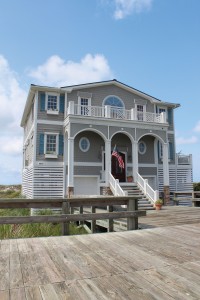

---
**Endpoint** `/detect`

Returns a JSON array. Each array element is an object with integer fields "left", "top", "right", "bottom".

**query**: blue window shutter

[
  {"left": 168, "top": 108, "right": 173, "bottom": 124},
  {"left": 39, "top": 134, "right": 44, "bottom": 154},
  {"left": 156, "top": 106, "right": 158, "bottom": 113},
  {"left": 59, "top": 134, "right": 64, "bottom": 155},
  {"left": 40, "top": 93, "right": 45, "bottom": 111},
  {"left": 59, "top": 95, "right": 65, "bottom": 113},
  {"left": 169, "top": 142, "right": 173, "bottom": 160}
]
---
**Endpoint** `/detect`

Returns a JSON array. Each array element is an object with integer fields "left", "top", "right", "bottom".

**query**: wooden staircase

[{"left": 120, "top": 184, "right": 155, "bottom": 210}]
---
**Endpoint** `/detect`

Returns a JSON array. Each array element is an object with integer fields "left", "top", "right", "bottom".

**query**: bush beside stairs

[{"left": 121, "top": 184, "right": 155, "bottom": 210}]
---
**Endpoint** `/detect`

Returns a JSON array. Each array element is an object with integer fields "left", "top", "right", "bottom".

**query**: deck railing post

[
  {"left": 79, "top": 205, "right": 83, "bottom": 226},
  {"left": 91, "top": 206, "right": 96, "bottom": 233},
  {"left": 127, "top": 198, "right": 138, "bottom": 230},
  {"left": 107, "top": 205, "right": 113, "bottom": 232},
  {"left": 62, "top": 200, "right": 70, "bottom": 235}
]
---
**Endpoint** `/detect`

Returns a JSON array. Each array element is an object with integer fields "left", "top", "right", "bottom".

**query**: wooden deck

[{"left": 1, "top": 206, "right": 200, "bottom": 299}]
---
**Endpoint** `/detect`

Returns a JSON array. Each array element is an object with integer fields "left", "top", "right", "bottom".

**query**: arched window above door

[{"left": 103, "top": 96, "right": 124, "bottom": 108}]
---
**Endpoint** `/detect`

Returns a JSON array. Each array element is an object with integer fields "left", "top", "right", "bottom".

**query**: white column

[
  {"left": 68, "top": 101, "right": 74, "bottom": 115},
  {"left": 33, "top": 92, "right": 38, "bottom": 165},
  {"left": 132, "top": 141, "right": 138, "bottom": 182},
  {"left": 163, "top": 143, "right": 169, "bottom": 186},
  {"left": 105, "top": 140, "right": 111, "bottom": 185},
  {"left": 67, "top": 137, "right": 74, "bottom": 187},
  {"left": 64, "top": 92, "right": 68, "bottom": 118},
  {"left": 131, "top": 108, "right": 135, "bottom": 120},
  {"left": 105, "top": 105, "right": 111, "bottom": 118},
  {"left": 63, "top": 131, "right": 68, "bottom": 197}
]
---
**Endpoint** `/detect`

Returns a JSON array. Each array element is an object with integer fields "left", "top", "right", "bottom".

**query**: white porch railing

[
  {"left": 67, "top": 102, "right": 167, "bottom": 124},
  {"left": 177, "top": 154, "right": 192, "bottom": 165},
  {"left": 136, "top": 172, "right": 159, "bottom": 204},
  {"left": 109, "top": 172, "right": 127, "bottom": 196}
]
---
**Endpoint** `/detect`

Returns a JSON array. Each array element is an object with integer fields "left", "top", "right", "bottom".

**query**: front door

[{"left": 111, "top": 152, "right": 126, "bottom": 182}]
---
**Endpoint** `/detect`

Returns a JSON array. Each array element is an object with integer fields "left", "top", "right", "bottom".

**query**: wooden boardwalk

[{"left": 1, "top": 206, "right": 200, "bottom": 299}]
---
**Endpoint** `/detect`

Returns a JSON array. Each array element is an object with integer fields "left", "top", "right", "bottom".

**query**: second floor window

[
  {"left": 81, "top": 98, "right": 89, "bottom": 115},
  {"left": 137, "top": 105, "right": 145, "bottom": 121}
]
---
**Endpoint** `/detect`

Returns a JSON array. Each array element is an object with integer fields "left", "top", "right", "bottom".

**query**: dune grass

[{"left": 0, "top": 188, "right": 87, "bottom": 239}]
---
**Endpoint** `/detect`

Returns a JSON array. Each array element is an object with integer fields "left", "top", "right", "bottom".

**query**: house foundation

[{"left": 67, "top": 187, "right": 74, "bottom": 198}]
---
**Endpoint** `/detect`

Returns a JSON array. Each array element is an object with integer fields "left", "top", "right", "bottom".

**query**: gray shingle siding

[{"left": 74, "top": 166, "right": 101, "bottom": 176}]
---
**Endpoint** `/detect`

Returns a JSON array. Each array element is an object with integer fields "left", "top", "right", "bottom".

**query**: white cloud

[
  {"left": 176, "top": 136, "right": 198, "bottom": 145},
  {"left": 193, "top": 120, "right": 200, "bottom": 132},
  {"left": 28, "top": 54, "right": 114, "bottom": 87},
  {"left": 0, "top": 136, "right": 23, "bottom": 155},
  {"left": 0, "top": 55, "right": 27, "bottom": 133},
  {"left": 0, "top": 55, "right": 27, "bottom": 184},
  {"left": 113, "top": 0, "right": 153, "bottom": 20}
]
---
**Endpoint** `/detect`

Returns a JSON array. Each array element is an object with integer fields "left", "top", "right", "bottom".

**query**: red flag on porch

[{"left": 112, "top": 145, "right": 125, "bottom": 169}]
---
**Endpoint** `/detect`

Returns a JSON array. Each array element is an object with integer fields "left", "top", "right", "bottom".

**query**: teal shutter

[
  {"left": 40, "top": 93, "right": 45, "bottom": 111},
  {"left": 59, "top": 134, "right": 64, "bottom": 155},
  {"left": 168, "top": 108, "right": 173, "bottom": 124},
  {"left": 39, "top": 134, "right": 44, "bottom": 154},
  {"left": 169, "top": 142, "right": 173, "bottom": 160},
  {"left": 59, "top": 95, "right": 65, "bottom": 113}
]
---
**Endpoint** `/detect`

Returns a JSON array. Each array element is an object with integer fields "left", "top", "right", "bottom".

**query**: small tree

[{"left": 193, "top": 182, "right": 200, "bottom": 191}]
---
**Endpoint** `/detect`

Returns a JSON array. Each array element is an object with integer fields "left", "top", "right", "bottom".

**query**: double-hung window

[
  {"left": 46, "top": 93, "right": 59, "bottom": 114},
  {"left": 45, "top": 133, "right": 59, "bottom": 158}
]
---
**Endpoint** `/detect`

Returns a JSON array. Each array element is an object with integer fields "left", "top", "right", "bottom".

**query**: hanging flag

[{"left": 112, "top": 145, "right": 125, "bottom": 169}]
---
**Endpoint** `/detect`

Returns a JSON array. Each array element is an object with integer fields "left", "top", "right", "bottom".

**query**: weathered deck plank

[{"left": 1, "top": 206, "right": 200, "bottom": 299}]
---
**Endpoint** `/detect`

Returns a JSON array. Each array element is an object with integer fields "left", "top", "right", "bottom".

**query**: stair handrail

[
  {"left": 136, "top": 172, "right": 159, "bottom": 204},
  {"left": 109, "top": 172, "right": 127, "bottom": 196}
]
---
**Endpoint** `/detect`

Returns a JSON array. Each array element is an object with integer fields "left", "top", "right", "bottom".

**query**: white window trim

[
  {"left": 44, "top": 132, "right": 59, "bottom": 158},
  {"left": 157, "top": 106, "right": 166, "bottom": 113},
  {"left": 78, "top": 96, "right": 91, "bottom": 116},
  {"left": 103, "top": 95, "right": 124, "bottom": 108},
  {"left": 79, "top": 137, "right": 90, "bottom": 152},
  {"left": 46, "top": 92, "right": 59, "bottom": 115},
  {"left": 136, "top": 104, "right": 146, "bottom": 121}
]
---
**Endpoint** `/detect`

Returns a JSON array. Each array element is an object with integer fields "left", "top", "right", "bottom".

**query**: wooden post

[
  {"left": 91, "top": 206, "right": 96, "bottom": 233},
  {"left": 107, "top": 205, "right": 113, "bottom": 232},
  {"left": 62, "top": 200, "right": 70, "bottom": 235},
  {"left": 79, "top": 205, "right": 83, "bottom": 225},
  {"left": 127, "top": 198, "right": 138, "bottom": 230}
]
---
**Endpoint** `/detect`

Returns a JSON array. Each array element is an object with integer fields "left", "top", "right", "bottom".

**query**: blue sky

[{"left": 0, "top": 0, "right": 200, "bottom": 184}]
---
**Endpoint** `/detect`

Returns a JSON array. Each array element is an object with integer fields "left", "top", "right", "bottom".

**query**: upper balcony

[{"left": 66, "top": 101, "right": 167, "bottom": 124}]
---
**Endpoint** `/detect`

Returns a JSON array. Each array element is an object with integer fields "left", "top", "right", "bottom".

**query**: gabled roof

[
  {"left": 20, "top": 79, "right": 180, "bottom": 127},
  {"left": 61, "top": 79, "right": 180, "bottom": 108}
]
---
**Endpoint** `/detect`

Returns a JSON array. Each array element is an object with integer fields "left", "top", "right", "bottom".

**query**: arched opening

[{"left": 111, "top": 132, "right": 132, "bottom": 182}]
